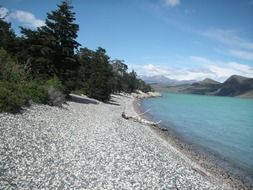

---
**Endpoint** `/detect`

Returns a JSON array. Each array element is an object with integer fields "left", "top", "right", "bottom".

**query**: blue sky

[{"left": 1, "top": 0, "right": 253, "bottom": 81}]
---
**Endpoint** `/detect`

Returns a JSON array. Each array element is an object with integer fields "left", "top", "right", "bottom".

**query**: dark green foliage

[
  {"left": 77, "top": 50, "right": 153, "bottom": 101},
  {"left": 110, "top": 59, "right": 152, "bottom": 93},
  {"left": 0, "top": 48, "right": 26, "bottom": 82},
  {"left": 0, "top": 77, "right": 65, "bottom": 113},
  {"left": 0, "top": 48, "right": 28, "bottom": 113},
  {"left": 18, "top": 28, "right": 56, "bottom": 79},
  {"left": 111, "top": 59, "right": 128, "bottom": 93},
  {"left": 78, "top": 47, "right": 113, "bottom": 102},
  {"left": 44, "top": 76, "right": 65, "bottom": 92},
  {"left": 0, "top": 80, "right": 48, "bottom": 113},
  {"left": 19, "top": 0, "right": 80, "bottom": 91},
  {"left": 0, "top": 48, "right": 66, "bottom": 112},
  {"left": 39, "top": 0, "right": 80, "bottom": 89},
  {"left": 0, "top": 81, "right": 28, "bottom": 113},
  {"left": 137, "top": 79, "right": 153, "bottom": 93},
  {"left": 125, "top": 70, "right": 138, "bottom": 93},
  {"left": 0, "top": 13, "right": 19, "bottom": 56},
  {"left": 22, "top": 82, "right": 48, "bottom": 104}
]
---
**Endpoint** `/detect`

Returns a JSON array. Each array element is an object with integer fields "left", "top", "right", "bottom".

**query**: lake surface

[{"left": 141, "top": 93, "right": 253, "bottom": 178}]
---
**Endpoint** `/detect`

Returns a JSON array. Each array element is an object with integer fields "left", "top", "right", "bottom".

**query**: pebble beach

[{"left": 0, "top": 94, "right": 232, "bottom": 189}]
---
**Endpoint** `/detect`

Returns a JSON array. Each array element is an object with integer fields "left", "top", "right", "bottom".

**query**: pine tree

[
  {"left": 18, "top": 27, "right": 55, "bottom": 79},
  {"left": 40, "top": 0, "right": 80, "bottom": 79},
  {"left": 78, "top": 47, "right": 113, "bottom": 102},
  {"left": 20, "top": 1, "right": 80, "bottom": 90},
  {"left": 111, "top": 59, "right": 128, "bottom": 93},
  {"left": 126, "top": 70, "right": 138, "bottom": 92},
  {"left": 0, "top": 13, "right": 18, "bottom": 56}
]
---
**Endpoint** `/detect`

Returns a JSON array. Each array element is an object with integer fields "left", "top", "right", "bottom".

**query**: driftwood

[
  {"left": 191, "top": 167, "right": 208, "bottom": 177},
  {"left": 121, "top": 111, "right": 163, "bottom": 128}
]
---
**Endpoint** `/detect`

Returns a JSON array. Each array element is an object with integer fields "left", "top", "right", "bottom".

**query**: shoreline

[{"left": 133, "top": 97, "right": 253, "bottom": 190}]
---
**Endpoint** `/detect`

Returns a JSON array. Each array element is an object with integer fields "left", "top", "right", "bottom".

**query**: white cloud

[
  {"left": 228, "top": 49, "right": 253, "bottom": 61},
  {"left": 190, "top": 56, "right": 253, "bottom": 81},
  {"left": 229, "top": 62, "right": 253, "bottom": 74},
  {"left": 164, "top": 0, "right": 181, "bottom": 7},
  {"left": 0, "top": 7, "right": 9, "bottom": 18},
  {"left": 130, "top": 56, "right": 253, "bottom": 82},
  {"left": 2, "top": 7, "right": 44, "bottom": 28},
  {"left": 202, "top": 28, "right": 253, "bottom": 50},
  {"left": 143, "top": 64, "right": 174, "bottom": 76},
  {"left": 132, "top": 63, "right": 216, "bottom": 81},
  {"left": 8, "top": 10, "right": 45, "bottom": 28},
  {"left": 201, "top": 28, "right": 253, "bottom": 62}
]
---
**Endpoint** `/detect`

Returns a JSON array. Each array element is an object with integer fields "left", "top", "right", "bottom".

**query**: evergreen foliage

[
  {"left": 111, "top": 59, "right": 152, "bottom": 93},
  {"left": 111, "top": 59, "right": 128, "bottom": 93},
  {"left": 39, "top": 1, "right": 80, "bottom": 87},
  {"left": 77, "top": 47, "right": 113, "bottom": 102},
  {"left": 19, "top": 0, "right": 80, "bottom": 89},
  {"left": 0, "top": 15, "right": 19, "bottom": 56},
  {"left": 0, "top": 48, "right": 64, "bottom": 113}
]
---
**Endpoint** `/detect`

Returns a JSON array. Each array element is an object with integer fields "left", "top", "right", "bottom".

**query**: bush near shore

[{"left": 0, "top": 1, "right": 152, "bottom": 113}]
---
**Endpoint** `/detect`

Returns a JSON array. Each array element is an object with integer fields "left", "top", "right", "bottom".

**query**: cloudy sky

[{"left": 1, "top": 0, "right": 253, "bottom": 82}]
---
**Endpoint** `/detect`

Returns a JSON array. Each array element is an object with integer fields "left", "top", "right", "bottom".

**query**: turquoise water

[{"left": 141, "top": 93, "right": 253, "bottom": 177}]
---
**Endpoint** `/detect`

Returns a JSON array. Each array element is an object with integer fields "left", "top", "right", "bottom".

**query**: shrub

[
  {"left": 43, "top": 76, "right": 65, "bottom": 92},
  {"left": 0, "top": 48, "right": 26, "bottom": 83},
  {"left": 43, "top": 76, "right": 65, "bottom": 106},
  {"left": 22, "top": 82, "right": 48, "bottom": 104},
  {"left": 0, "top": 81, "right": 27, "bottom": 113},
  {"left": 47, "top": 86, "right": 65, "bottom": 106},
  {"left": 0, "top": 76, "right": 66, "bottom": 113}
]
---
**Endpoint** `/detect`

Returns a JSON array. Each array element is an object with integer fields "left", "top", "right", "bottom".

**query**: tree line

[{"left": 0, "top": 1, "right": 152, "bottom": 112}]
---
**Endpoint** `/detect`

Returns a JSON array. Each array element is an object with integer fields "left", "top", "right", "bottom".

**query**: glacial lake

[{"left": 141, "top": 93, "right": 253, "bottom": 179}]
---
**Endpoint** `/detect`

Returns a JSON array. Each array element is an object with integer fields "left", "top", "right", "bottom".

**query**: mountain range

[{"left": 143, "top": 75, "right": 253, "bottom": 98}]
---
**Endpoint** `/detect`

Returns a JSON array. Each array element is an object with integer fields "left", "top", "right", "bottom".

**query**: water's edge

[{"left": 133, "top": 97, "right": 253, "bottom": 190}]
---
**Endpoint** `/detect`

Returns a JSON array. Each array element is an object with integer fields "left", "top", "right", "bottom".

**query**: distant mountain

[
  {"left": 215, "top": 75, "right": 253, "bottom": 97},
  {"left": 140, "top": 75, "right": 196, "bottom": 85},
  {"left": 163, "top": 75, "right": 253, "bottom": 98},
  {"left": 193, "top": 78, "right": 220, "bottom": 85}
]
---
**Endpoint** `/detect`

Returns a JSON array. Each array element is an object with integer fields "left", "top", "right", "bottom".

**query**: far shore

[{"left": 134, "top": 95, "right": 253, "bottom": 190}]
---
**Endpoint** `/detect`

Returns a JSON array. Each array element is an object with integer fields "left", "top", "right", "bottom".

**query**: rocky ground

[{"left": 0, "top": 94, "right": 231, "bottom": 189}]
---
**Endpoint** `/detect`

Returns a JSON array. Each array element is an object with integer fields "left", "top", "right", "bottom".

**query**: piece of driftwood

[
  {"left": 191, "top": 167, "right": 208, "bottom": 177},
  {"left": 121, "top": 111, "right": 162, "bottom": 127}
]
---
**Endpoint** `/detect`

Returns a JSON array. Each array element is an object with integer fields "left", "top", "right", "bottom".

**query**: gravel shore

[{"left": 0, "top": 94, "right": 231, "bottom": 189}]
